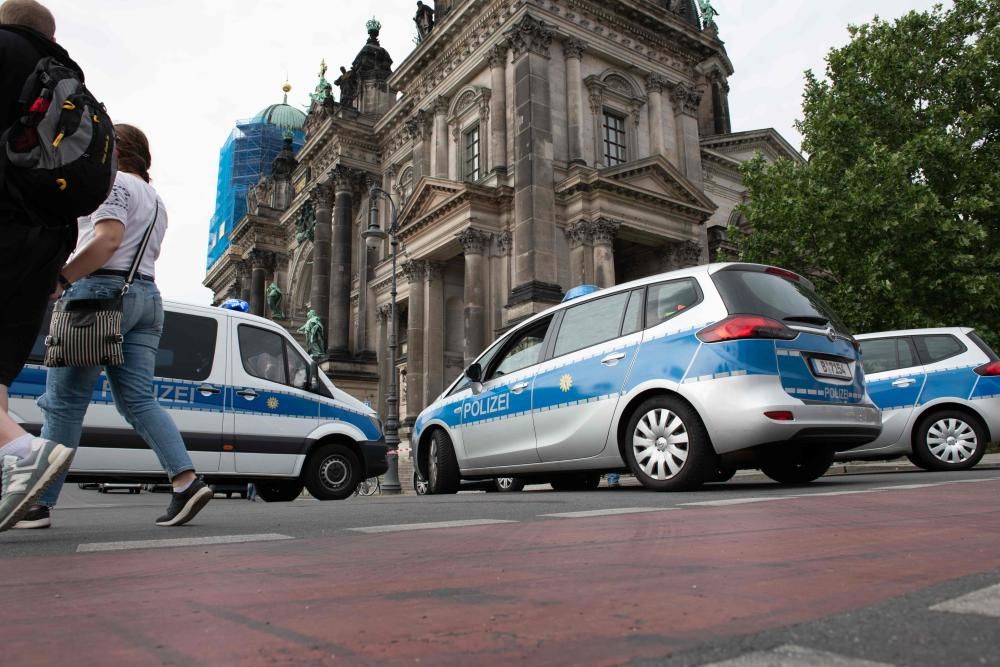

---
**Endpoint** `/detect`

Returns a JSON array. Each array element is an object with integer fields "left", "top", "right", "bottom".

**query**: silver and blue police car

[
  {"left": 838, "top": 327, "right": 999, "bottom": 470},
  {"left": 412, "top": 263, "right": 882, "bottom": 493}
]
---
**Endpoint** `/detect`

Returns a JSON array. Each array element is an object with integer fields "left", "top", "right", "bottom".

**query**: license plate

[{"left": 811, "top": 358, "right": 852, "bottom": 379}]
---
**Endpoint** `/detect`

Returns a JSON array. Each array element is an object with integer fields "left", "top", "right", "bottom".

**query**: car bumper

[{"left": 360, "top": 437, "right": 389, "bottom": 478}]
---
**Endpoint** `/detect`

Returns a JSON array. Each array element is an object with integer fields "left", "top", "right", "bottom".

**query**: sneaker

[
  {"left": 156, "top": 479, "right": 212, "bottom": 527},
  {"left": 14, "top": 504, "right": 51, "bottom": 529},
  {"left": 0, "top": 439, "right": 74, "bottom": 533}
]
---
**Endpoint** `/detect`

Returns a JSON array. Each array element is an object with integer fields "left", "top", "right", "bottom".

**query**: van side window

[
  {"left": 155, "top": 312, "right": 217, "bottom": 381},
  {"left": 238, "top": 325, "right": 312, "bottom": 391},
  {"left": 645, "top": 279, "right": 700, "bottom": 328},
  {"left": 553, "top": 292, "right": 631, "bottom": 358}
]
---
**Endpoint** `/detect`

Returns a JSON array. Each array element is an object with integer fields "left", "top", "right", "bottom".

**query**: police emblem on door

[
  {"left": 560, "top": 374, "right": 573, "bottom": 392},
  {"left": 266, "top": 397, "right": 279, "bottom": 410}
]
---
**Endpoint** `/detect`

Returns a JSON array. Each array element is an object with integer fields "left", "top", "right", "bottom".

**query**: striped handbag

[{"left": 43, "top": 202, "right": 158, "bottom": 368}]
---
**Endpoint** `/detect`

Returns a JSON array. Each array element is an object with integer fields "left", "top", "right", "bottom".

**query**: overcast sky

[{"left": 41, "top": 0, "right": 943, "bottom": 304}]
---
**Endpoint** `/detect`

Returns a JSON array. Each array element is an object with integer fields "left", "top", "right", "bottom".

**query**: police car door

[
  {"left": 460, "top": 316, "right": 553, "bottom": 469},
  {"left": 533, "top": 290, "right": 641, "bottom": 462},
  {"left": 858, "top": 336, "right": 925, "bottom": 451},
  {"left": 231, "top": 323, "right": 318, "bottom": 474}
]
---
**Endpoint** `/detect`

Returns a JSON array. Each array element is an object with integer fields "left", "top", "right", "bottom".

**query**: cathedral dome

[{"left": 253, "top": 102, "right": 306, "bottom": 131}]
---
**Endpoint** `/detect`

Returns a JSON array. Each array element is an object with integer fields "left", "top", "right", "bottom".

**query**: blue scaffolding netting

[{"left": 206, "top": 118, "right": 304, "bottom": 270}]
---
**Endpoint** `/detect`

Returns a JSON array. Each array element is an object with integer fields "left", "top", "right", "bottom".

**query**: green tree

[{"left": 737, "top": 0, "right": 999, "bottom": 347}]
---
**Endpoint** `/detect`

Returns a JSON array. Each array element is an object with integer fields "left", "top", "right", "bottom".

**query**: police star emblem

[
  {"left": 266, "top": 397, "right": 279, "bottom": 410},
  {"left": 559, "top": 374, "right": 573, "bottom": 392}
]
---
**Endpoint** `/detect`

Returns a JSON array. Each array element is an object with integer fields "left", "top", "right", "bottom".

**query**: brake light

[
  {"left": 697, "top": 315, "right": 798, "bottom": 342},
  {"left": 764, "top": 411, "right": 794, "bottom": 421},
  {"left": 975, "top": 361, "right": 1000, "bottom": 376},
  {"left": 765, "top": 267, "right": 801, "bottom": 282}
]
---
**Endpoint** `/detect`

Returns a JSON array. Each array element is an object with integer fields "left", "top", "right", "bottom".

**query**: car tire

[
  {"left": 549, "top": 473, "right": 601, "bottom": 491},
  {"left": 413, "top": 471, "right": 429, "bottom": 496},
  {"left": 427, "top": 429, "right": 460, "bottom": 495},
  {"left": 304, "top": 443, "right": 362, "bottom": 500},
  {"left": 761, "top": 447, "right": 834, "bottom": 484},
  {"left": 911, "top": 410, "right": 987, "bottom": 471},
  {"left": 254, "top": 480, "right": 304, "bottom": 502},
  {"left": 494, "top": 477, "right": 526, "bottom": 493},
  {"left": 623, "top": 395, "right": 711, "bottom": 491}
]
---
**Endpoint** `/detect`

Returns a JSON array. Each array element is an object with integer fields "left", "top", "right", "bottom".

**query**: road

[{"left": 3, "top": 466, "right": 1000, "bottom": 666}]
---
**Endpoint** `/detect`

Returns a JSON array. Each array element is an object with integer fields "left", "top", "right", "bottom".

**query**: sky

[{"left": 41, "top": 0, "right": 943, "bottom": 305}]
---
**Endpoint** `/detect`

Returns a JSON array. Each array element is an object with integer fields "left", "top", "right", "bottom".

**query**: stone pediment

[{"left": 397, "top": 176, "right": 510, "bottom": 239}]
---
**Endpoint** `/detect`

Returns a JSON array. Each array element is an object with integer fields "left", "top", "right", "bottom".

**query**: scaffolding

[{"left": 206, "top": 118, "right": 304, "bottom": 270}]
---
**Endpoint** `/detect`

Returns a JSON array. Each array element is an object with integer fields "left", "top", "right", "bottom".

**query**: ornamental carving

[
  {"left": 504, "top": 14, "right": 552, "bottom": 59},
  {"left": 457, "top": 228, "right": 492, "bottom": 255},
  {"left": 564, "top": 220, "right": 594, "bottom": 249},
  {"left": 670, "top": 82, "right": 702, "bottom": 116},
  {"left": 332, "top": 165, "right": 359, "bottom": 192},
  {"left": 400, "top": 259, "right": 426, "bottom": 283},
  {"left": 496, "top": 231, "right": 513, "bottom": 256},
  {"left": 562, "top": 36, "right": 586, "bottom": 60},
  {"left": 667, "top": 240, "right": 703, "bottom": 268},
  {"left": 295, "top": 199, "right": 316, "bottom": 244},
  {"left": 478, "top": 89, "right": 491, "bottom": 121},
  {"left": 376, "top": 303, "right": 393, "bottom": 324},
  {"left": 433, "top": 95, "right": 451, "bottom": 115},
  {"left": 404, "top": 110, "right": 432, "bottom": 142},
  {"left": 485, "top": 42, "right": 508, "bottom": 69},
  {"left": 591, "top": 219, "right": 621, "bottom": 246},
  {"left": 310, "top": 180, "right": 335, "bottom": 208},
  {"left": 249, "top": 249, "right": 276, "bottom": 270},
  {"left": 646, "top": 74, "right": 667, "bottom": 94}
]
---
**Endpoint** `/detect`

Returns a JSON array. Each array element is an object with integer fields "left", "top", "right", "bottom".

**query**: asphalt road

[{"left": 3, "top": 466, "right": 1000, "bottom": 666}]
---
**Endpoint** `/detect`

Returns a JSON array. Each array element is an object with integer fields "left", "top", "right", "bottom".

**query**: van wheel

[
  {"left": 494, "top": 477, "right": 526, "bottom": 492},
  {"left": 911, "top": 410, "right": 986, "bottom": 471},
  {"left": 549, "top": 473, "right": 601, "bottom": 491},
  {"left": 624, "top": 396, "right": 711, "bottom": 491},
  {"left": 255, "top": 481, "right": 304, "bottom": 502},
  {"left": 413, "top": 471, "right": 429, "bottom": 496},
  {"left": 761, "top": 447, "right": 834, "bottom": 484},
  {"left": 427, "top": 429, "right": 460, "bottom": 494},
  {"left": 305, "top": 443, "right": 361, "bottom": 500}
]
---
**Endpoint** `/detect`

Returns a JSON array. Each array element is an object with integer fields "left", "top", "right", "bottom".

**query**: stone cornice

[
  {"left": 396, "top": 177, "right": 514, "bottom": 242},
  {"left": 700, "top": 128, "right": 804, "bottom": 162}
]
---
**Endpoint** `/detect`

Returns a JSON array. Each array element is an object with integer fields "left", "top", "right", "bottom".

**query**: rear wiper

[{"left": 783, "top": 315, "right": 830, "bottom": 326}]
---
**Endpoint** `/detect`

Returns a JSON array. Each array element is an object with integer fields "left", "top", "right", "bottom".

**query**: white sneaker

[{"left": 0, "top": 439, "right": 74, "bottom": 533}]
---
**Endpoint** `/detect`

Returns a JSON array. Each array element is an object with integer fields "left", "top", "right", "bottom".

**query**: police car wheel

[
  {"left": 255, "top": 480, "right": 304, "bottom": 502},
  {"left": 413, "top": 471, "right": 429, "bottom": 495},
  {"left": 427, "top": 429, "right": 460, "bottom": 494},
  {"left": 760, "top": 447, "right": 834, "bottom": 484},
  {"left": 912, "top": 410, "right": 986, "bottom": 471},
  {"left": 305, "top": 443, "right": 362, "bottom": 501},
  {"left": 624, "top": 396, "right": 710, "bottom": 491},
  {"left": 494, "top": 477, "right": 526, "bottom": 492}
]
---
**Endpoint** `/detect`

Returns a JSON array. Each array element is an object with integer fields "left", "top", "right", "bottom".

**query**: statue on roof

[
  {"left": 698, "top": 0, "right": 719, "bottom": 29},
  {"left": 415, "top": 1, "right": 435, "bottom": 41},
  {"left": 310, "top": 59, "right": 333, "bottom": 105},
  {"left": 334, "top": 65, "right": 357, "bottom": 108}
]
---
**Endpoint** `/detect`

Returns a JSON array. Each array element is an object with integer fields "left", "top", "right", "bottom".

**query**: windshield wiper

[{"left": 783, "top": 315, "right": 830, "bottom": 327}]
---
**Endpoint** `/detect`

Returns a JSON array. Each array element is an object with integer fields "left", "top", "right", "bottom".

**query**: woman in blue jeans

[{"left": 17, "top": 124, "right": 212, "bottom": 530}]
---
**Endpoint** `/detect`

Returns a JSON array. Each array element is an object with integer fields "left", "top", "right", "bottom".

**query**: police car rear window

[
  {"left": 913, "top": 334, "right": 966, "bottom": 365},
  {"left": 968, "top": 332, "right": 999, "bottom": 362},
  {"left": 711, "top": 269, "right": 849, "bottom": 334}
]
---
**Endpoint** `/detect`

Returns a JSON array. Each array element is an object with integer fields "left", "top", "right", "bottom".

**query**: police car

[
  {"left": 838, "top": 327, "right": 999, "bottom": 470},
  {"left": 8, "top": 301, "right": 387, "bottom": 501},
  {"left": 413, "top": 263, "right": 882, "bottom": 493}
]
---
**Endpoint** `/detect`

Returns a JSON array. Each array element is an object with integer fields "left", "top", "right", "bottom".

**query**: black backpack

[{"left": 1, "top": 48, "right": 116, "bottom": 225}]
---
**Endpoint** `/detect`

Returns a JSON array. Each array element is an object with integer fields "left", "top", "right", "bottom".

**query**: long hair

[{"left": 115, "top": 123, "right": 152, "bottom": 183}]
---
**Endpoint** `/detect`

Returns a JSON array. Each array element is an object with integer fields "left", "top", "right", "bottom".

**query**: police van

[
  {"left": 8, "top": 301, "right": 387, "bottom": 501},
  {"left": 413, "top": 263, "right": 882, "bottom": 493}
]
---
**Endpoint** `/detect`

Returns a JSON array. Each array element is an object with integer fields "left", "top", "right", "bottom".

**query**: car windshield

[{"left": 711, "top": 268, "right": 851, "bottom": 335}]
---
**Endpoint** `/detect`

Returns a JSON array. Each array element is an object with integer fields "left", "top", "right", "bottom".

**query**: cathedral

[{"left": 203, "top": 0, "right": 800, "bottom": 466}]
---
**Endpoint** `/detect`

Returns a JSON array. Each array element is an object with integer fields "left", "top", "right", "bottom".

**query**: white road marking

[
  {"left": 700, "top": 643, "right": 895, "bottom": 666},
  {"left": 77, "top": 533, "right": 294, "bottom": 553},
  {"left": 681, "top": 496, "right": 791, "bottom": 507},
  {"left": 348, "top": 519, "right": 517, "bottom": 534},
  {"left": 540, "top": 507, "right": 678, "bottom": 518},
  {"left": 930, "top": 583, "right": 1000, "bottom": 618}
]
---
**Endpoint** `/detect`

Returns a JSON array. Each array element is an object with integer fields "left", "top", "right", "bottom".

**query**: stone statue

[
  {"left": 414, "top": 1, "right": 435, "bottom": 40},
  {"left": 295, "top": 200, "right": 316, "bottom": 244},
  {"left": 698, "top": 0, "right": 719, "bottom": 28},
  {"left": 297, "top": 309, "right": 326, "bottom": 359},
  {"left": 334, "top": 65, "right": 357, "bottom": 108},
  {"left": 266, "top": 281, "right": 285, "bottom": 319}
]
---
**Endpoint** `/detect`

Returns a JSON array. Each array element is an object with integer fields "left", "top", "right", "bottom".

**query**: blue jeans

[
  {"left": 607, "top": 473, "right": 620, "bottom": 485},
  {"left": 38, "top": 276, "right": 194, "bottom": 507}
]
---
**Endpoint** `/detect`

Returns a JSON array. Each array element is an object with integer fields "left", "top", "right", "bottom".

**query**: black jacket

[{"left": 0, "top": 25, "right": 84, "bottom": 223}]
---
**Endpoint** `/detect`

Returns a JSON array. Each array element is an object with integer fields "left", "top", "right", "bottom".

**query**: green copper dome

[{"left": 253, "top": 103, "right": 306, "bottom": 131}]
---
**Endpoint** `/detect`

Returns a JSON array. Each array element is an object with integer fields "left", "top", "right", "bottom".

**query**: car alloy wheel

[
  {"left": 632, "top": 407, "right": 690, "bottom": 481},
  {"left": 925, "top": 417, "right": 978, "bottom": 465}
]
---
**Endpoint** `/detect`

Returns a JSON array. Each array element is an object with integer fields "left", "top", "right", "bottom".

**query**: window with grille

[
  {"left": 603, "top": 111, "right": 627, "bottom": 166},
  {"left": 464, "top": 125, "right": 481, "bottom": 181}
]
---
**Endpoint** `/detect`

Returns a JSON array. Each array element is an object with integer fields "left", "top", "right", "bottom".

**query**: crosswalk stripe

[
  {"left": 681, "top": 496, "right": 790, "bottom": 507},
  {"left": 541, "top": 507, "right": 677, "bottom": 518},
  {"left": 930, "top": 583, "right": 1000, "bottom": 618},
  {"left": 77, "top": 533, "right": 294, "bottom": 553},
  {"left": 699, "top": 643, "right": 895, "bottom": 666},
  {"left": 348, "top": 519, "right": 517, "bottom": 534}
]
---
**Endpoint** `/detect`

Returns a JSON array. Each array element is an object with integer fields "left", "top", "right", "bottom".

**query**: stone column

[
  {"left": 405, "top": 110, "right": 433, "bottom": 182},
  {"left": 450, "top": 122, "right": 461, "bottom": 181},
  {"left": 433, "top": 96, "right": 450, "bottom": 178},
  {"left": 671, "top": 83, "right": 704, "bottom": 185},
  {"left": 402, "top": 260, "right": 425, "bottom": 419},
  {"left": 355, "top": 175, "right": 379, "bottom": 360},
  {"left": 328, "top": 166, "right": 355, "bottom": 359},
  {"left": 376, "top": 304, "right": 391, "bottom": 418},
  {"left": 563, "top": 37, "right": 586, "bottom": 165},
  {"left": 493, "top": 231, "right": 512, "bottom": 337},
  {"left": 235, "top": 261, "right": 251, "bottom": 303},
  {"left": 564, "top": 221, "right": 594, "bottom": 286},
  {"left": 587, "top": 79, "right": 604, "bottom": 167},
  {"left": 486, "top": 43, "right": 508, "bottom": 172},
  {"left": 309, "top": 180, "right": 334, "bottom": 336},
  {"left": 423, "top": 262, "right": 445, "bottom": 402},
  {"left": 592, "top": 219, "right": 619, "bottom": 288},
  {"left": 458, "top": 229, "right": 491, "bottom": 365},
  {"left": 506, "top": 15, "right": 562, "bottom": 314},
  {"left": 249, "top": 251, "right": 272, "bottom": 317},
  {"left": 646, "top": 74, "right": 666, "bottom": 158}
]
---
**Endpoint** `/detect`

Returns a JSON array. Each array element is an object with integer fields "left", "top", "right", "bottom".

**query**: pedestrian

[
  {"left": 15, "top": 124, "right": 213, "bottom": 529},
  {"left": 247, "top": 482, "right": 257, "bottom": 502},
  {"left": 0, "top": 0, "right": 82, "bottom": 532}
]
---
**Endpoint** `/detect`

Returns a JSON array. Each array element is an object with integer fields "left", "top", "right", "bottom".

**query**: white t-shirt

[{"left": 76, "top": 171, "right": 168, "bottom": 279}]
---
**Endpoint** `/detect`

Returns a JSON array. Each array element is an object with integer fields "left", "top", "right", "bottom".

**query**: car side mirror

[{"left": 465, "top": 363, "right": 482, "bottom": 382}]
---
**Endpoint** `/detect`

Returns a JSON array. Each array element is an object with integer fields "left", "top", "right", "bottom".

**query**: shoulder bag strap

[{"left": 121, "top": 199, "right": 159, "bottom": 295}]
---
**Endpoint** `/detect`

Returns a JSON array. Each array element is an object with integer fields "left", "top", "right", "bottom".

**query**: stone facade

[{"left": 203, "top": 0, "right": 801, "bottom": 462}]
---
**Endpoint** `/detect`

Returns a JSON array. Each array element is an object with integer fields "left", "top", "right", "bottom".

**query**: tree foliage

[{"left": 737, "top": 0, "right": 999, "bottom": 346}]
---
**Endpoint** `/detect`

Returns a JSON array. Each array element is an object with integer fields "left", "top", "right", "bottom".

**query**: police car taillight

[
  {"left": 974, "top": 361, "right": 1000, "bottom": 376},
  {"left": 765, "top": 267, "right": 802, "bottom": 282},
  {"left": 697, "top": 315, "right": 798, "bottom": 343}
]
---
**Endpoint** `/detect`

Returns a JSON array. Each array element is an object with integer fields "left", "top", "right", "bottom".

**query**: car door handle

[
  {"left": 236, "top": 388, "right": 258, "bottom": 399},
  {"left": 197, "top": 383, "right": 222, "bottom": 396},
  {"left": 891, "top": 378, "right": 916, "bottom": 387},
  {"left": 510, "top": 382, "right": 530, "bottom": 394},
  {"left": 453, "top": 406, "right": 463, "bottom": 415},
  {"left": 601, "top": 352, "right": 627, "bottom": 366}
]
